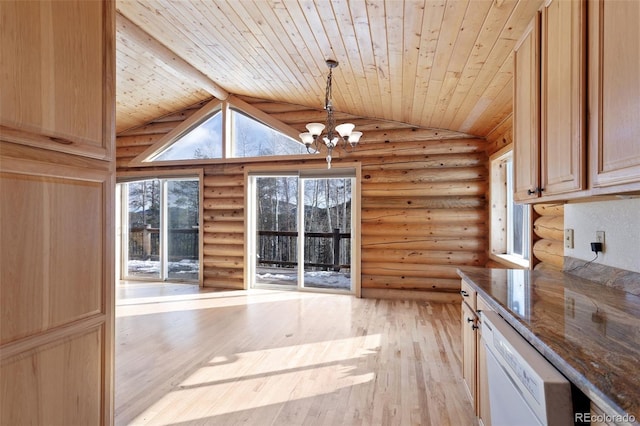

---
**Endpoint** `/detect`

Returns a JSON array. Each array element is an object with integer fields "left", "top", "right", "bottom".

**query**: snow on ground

[
  {"left": 127, "top": 261, "right": 351, "bottom": 290},
  {"left": 256, "top": 268, "right": 351, "bottom": 289},
  {"left": 127, "top": 259, "right": 199, "bottom": 279}
]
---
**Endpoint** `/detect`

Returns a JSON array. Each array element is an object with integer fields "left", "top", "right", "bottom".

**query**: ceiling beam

[{"left": 116, "top": 12, "right": 229, "bottom": 100}]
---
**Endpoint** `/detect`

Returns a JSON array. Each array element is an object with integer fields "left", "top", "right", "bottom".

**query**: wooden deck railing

[
  {"left": 129, "top": 226, "right": 198, "bottom": 260},
  {"left": 258, "top": 228, "right": 350, "bottom": 271}
]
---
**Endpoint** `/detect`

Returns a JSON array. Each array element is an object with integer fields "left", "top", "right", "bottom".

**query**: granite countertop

[{"left": 457, "top": 267, "right": 640, "bottom": 425}]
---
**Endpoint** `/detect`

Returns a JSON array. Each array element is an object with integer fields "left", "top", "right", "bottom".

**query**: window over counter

[{"left": 490, "top": 147, "right": 532, "bottom": 268}]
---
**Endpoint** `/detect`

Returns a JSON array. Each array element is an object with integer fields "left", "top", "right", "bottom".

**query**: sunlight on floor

[
  {"left": 116, "top": 284, "right": 336, "bottom": 318},
  {"left": 115, "top": 283, "right": 473, "bottom": 425},
  {"left": 129, "top": 335, "right": 380, "bottom": 424}
]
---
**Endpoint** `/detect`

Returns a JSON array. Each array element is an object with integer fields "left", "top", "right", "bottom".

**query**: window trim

[{"left": 489, "top": 145, "right": 533, "bottom": 269}]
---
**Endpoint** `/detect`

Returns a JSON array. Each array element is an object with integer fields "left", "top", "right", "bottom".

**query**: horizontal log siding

[
  {"left": 532, "top": 203, "right": 565, "bottom": 270},
  {"left": 116, "top": 97, "right": 488, "bottom": 295},
  {"left": 360, "top": 139, "right": 487, "bottom": 293}
]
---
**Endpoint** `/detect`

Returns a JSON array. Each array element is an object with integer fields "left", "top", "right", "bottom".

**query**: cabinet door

[
  {"left": 540, "top": 0, "right": 586, "bottom": 196},
  {"left": 0, "top": 149, "right": 113, "bottom": 425},
  {"left": 461, "top": 301, "right": 477, "bottom": 406},
  {"left": 513, "top": 14, "right": 541, "bottom": 202},
  {"left": 0, "top": 0, "right": 114, "bottom": 160},
  {"left": 588, "top": 0, "right": 640, "bottom": 189},
  {"left": 477, "top": 297, "right": 493, "bottom": 426}
]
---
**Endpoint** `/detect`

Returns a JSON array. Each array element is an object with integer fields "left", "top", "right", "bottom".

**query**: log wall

[
  {"left": 117, "top": 97, "right": 488, "bottom": 300},
  {"left": 532, "top": 203, "right": 565, "bottom": 270}
]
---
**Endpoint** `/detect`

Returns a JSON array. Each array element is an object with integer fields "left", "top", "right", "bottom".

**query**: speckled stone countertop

[{"left": 457, "top": 267, "right": 640, "bottom": 424}]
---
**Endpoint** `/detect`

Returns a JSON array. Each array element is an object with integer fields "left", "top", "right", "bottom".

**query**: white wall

[{"left": 564, "top": 197, "right": 640, "bottom": 273}]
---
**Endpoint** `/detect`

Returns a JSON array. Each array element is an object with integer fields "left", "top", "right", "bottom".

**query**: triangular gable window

[
  {"left": 151, "top": 111, "right": 223, "bottom": 161},
  {"left": 133, "top": 97, "right": 306, "bottom": 165},
  {"left": 230, "top": 109, "right": 308, "bottom": 158}
]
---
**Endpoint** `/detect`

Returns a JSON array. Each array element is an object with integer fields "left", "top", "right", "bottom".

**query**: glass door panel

[
  {"left": 126, "top": 179, "right": 161, "bottom": 279},
  {"left": 254, "top": 176, "right": 298, "bottom": 288},
  {"left": 301, "top": 178, "right": 353, "bottom": 291},
  {"left": 166, "top": 179, "right": 200, "bottom": 281}
]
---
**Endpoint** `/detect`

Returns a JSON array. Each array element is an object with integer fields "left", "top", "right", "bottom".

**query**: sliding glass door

[
  {"left": 301, "top": 177, "right": 352, "bottom": 291},
  {"left": 249, "top": 171, "right": 354, "bottom": 293},
  {"left": 120, "top": 177, "right": 199, "bottom": 282},
  {"left": 252, "top": 176, "right": 299, "bottom": 288}
]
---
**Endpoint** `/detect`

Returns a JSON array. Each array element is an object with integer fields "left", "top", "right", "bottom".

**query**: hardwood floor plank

[{"left": 115, "top": 283, "right": 475, "bottom": 425}]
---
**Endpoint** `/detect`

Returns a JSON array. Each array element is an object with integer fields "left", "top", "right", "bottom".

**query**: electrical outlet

[
  {"left": 596, "top": 231, "right": 605, "bottom": 244},
  {"left": 564, "top": 229, "right": 574, "bottom": 249}
]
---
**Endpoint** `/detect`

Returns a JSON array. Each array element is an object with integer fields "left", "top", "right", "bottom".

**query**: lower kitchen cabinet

[
  {"left": 461, "top": 282, "right": 492, "bottom": 425},
  {"left": 476, "top": 296, "right": 493, "bottom": 426},
  {"left": 461, "top": 300, "right": 477, "bottom": 404}
]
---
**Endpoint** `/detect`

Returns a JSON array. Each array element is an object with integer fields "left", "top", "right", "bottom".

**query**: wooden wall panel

[
  {"left": 0, "top": 172, "right": 103, "bottom": 344},
  {"left": 0, "top": 2, "right": 114, "bottom": 424},
  {"left": 1, "top": 326, "right": 103, "bottom": 425},
  {"left": 116, "top": 98, "right": 488, "bottom": 298},
  {"left": 0, "top": 0, "right": 113, "bottom": 160}
]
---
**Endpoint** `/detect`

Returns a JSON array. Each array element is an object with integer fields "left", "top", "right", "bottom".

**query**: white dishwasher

[{"left": 480, "top": 310, "right": 574, "bottom": 426}]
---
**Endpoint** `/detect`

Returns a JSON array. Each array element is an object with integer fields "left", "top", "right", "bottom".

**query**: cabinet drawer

[
  {"left": 477, "top": 295, "right": 493, "bottom": 317},
  {"left": 461, "top": 279, "right": 477, "bottom": 311}
]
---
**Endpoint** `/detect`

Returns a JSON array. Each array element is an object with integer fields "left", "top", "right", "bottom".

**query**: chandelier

[{"left": 299, "top": 59, "right": 362, "bottom": 168}]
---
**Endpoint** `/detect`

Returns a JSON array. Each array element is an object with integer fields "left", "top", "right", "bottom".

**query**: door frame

[{"left": 245, "top": 162, "right": 362, "bottom": 296}]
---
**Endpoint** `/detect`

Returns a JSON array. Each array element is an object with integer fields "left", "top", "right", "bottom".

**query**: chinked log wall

[
  {"left": 117, "top": 96, "right": 488, "bottom": 301},
  {"left": 485, "top": 114, "right": 565, "bottom": 270}
]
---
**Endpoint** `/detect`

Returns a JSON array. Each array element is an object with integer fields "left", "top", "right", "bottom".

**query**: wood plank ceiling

[{"left": 115, "top": 0, "right": 544, "bottom": 136}]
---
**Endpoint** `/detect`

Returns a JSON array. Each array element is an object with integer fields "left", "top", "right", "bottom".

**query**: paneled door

[{"left": 0, "top": 0, "right": 115, "bottom": 424}]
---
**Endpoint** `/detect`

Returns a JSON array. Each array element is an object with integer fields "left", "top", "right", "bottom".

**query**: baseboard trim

[{"left": 361, "top": 288, "right": 459, "bottom": 303}]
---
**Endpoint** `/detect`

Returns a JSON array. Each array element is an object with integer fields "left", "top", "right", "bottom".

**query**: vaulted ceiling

[{"left": 115, "top": 0, "right": 544, "bottom": 137}]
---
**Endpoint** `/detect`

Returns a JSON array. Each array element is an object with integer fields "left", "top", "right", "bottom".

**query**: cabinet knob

[
  {"left": 472, "top": 324, "right": 479, "bottom": 330},
  {"left": 527, "top": 188, "right": 537, "bottom": 195},
  {"left": 466, "top": 317, "right": 474, "bottom": 323},
  {"left": 460, "top": 290, "right": 469, "bottom": 297}
]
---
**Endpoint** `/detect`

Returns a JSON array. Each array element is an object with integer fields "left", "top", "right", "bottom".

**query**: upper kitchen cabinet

[
  {"left": 588, "top": 0, "right": 640, "bottom": 192},
  {"left": 513, "top": 0, "right": 586, "bottom": 202},
  {"left": 513, "top": 13, "right": 541, "bottom": 202},
  {"left": 540, "top": 0, "right": 586, "bottom": 197},
  {"left": 0, "top": 0, "right": 114, "bottom": 160}
]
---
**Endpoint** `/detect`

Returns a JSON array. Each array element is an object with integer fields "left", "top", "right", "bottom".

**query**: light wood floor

[{"left": 115, "top": 283, "right": 475, "bottom": 425}]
